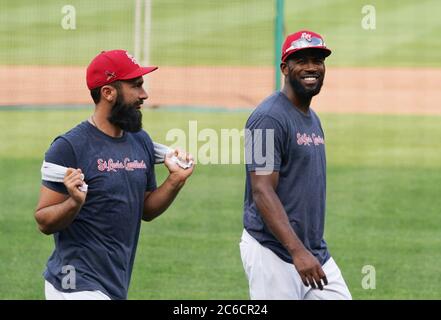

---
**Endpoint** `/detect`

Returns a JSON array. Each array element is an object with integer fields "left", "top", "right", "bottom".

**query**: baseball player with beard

[
  {"left": 35, "top": 50, "right": 194, "bottom": 300},
  {"left": 240, "top": 30, "right": 351, "bottom": 300}
]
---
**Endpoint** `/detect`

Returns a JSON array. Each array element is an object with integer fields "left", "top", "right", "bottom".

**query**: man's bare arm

[
  {"left": 142, "top": 173, "right": 185, "bottom": 221},
  {"left": 34, "top": 169, "right": 86, "bottom": 235},
  {"left": 250, "top": 171, "right": 328, "bottom": 289},
  {"left": 143, "top": 148, "right": 194, "bottom": 222}
]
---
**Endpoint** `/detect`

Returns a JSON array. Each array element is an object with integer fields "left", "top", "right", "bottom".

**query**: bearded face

[
  {"left": 107, "top": 87, "right": 144, "bottom": 132},
  {"left": 287, "top": 65, "right": 324, "bottom": 99},
  {"left": 285, "top": 49, "right": 326, "bottom": 100}
]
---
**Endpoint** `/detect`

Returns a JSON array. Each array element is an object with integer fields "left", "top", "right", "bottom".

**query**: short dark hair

[{"left": 89, "top": 81, "right": 122, "bottom": 104}]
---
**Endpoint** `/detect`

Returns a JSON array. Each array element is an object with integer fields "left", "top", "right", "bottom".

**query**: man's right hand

[
  {"left": 292, "top": 249, "right": 328, "bottom": 290},
  {"left": 64, "top": 168, "right": 87, "bottom": 206}
]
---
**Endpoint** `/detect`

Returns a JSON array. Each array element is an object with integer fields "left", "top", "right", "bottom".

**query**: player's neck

[
  {"left": 281, "top": 86, "right": 311, "bottom": 114},
  {"left": 90, "top": 111, "right": 123, "bottom": 138}
]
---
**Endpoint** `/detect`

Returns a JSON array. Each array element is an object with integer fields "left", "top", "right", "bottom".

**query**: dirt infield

[{"left": 1, "top": 65, "right": 440, "bottom": 115}]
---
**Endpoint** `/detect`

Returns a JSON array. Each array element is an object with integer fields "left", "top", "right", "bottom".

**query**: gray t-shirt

[
  {"left": 244, "top": 91, "right": 330, "bottom": 265},
  {"left": 42, "top": 121, "right": 157, "bottom": 299}
]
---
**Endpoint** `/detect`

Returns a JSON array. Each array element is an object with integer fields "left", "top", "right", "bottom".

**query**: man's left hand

[{"left": 164, "top": 147, "right": 194, "bottom": 182}]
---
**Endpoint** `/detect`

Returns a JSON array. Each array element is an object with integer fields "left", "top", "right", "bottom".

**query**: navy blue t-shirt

[
  {"left": 42, "top": 121, "right": 157, "bottom": 300},
  {"left": 244, "top": 91, "right": 330, "bottom": 265}
]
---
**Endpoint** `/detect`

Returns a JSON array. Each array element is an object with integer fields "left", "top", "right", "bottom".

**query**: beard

[
  {"left": 108, "top": 93, "right": 143, "bottom": 132},
  {"left": 288, "top": 69, "right": 324, "bottom": 100}
]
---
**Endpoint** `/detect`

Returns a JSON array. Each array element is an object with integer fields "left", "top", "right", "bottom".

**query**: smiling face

[
  {"left": 282, "top": 48, "right": 326, "bottom": 99},
  {"left": 107, "top": 77, "right": 148, "bottom": 132}
]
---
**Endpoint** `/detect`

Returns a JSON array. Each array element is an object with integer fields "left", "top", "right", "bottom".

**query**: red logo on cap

[
  {"left": 301, "top": 32, "right": 312, "bottom": 41},
  {"left": 125, "top": 52, "right": 138, "bottom": 65},
  {"left": 105, "top": 71, "right": 116, "bottom": 81}
]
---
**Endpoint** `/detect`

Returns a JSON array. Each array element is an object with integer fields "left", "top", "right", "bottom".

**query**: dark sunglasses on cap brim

[{"left": 288, "top": 37, "right": 326, "bottom": 51}]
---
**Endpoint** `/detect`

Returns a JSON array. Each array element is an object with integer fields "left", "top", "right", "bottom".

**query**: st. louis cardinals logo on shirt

[
  {"left": 296, "top": 133, "right": 324, "bottom": 146},
  {"left": 97, "top": 158, "right": 147, "bottom": 172}
]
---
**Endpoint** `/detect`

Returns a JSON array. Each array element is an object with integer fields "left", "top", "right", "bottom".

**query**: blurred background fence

[{"left": 0, "top": 0, "right": 440, "bottom": 112}]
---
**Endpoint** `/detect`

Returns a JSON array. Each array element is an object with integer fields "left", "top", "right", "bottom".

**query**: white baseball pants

[
  {"left": 240, "top": 229, "right": 352, "bottom": 300},
  {"left": 45, "top": 280, "right": 111, "bottom": 300}
]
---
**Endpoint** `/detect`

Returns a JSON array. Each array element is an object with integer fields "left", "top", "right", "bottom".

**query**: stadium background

[{"left": 0, "top": 0, "right": 440, "bottom": 299}]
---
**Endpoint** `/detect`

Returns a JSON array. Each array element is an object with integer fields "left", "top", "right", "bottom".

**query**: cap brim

[
  {"left": 120, "top": 66, "right": 158, "bottom": 80},
  {"left": 282, "top": 47, "right": 331, "bottom": 62}
]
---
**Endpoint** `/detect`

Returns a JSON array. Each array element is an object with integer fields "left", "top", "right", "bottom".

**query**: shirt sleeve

[
  {"left": 145, "top": 134, "right": 158, "bottom": 192},
  {"left": 245, "top": 115, "right": 286, "bottom": 173},
  {"left": 146, "top": 164, "right": 157, "bottom": 192},
  {"left": 42, "top": 137, "right": 77, "bottom": 195}
]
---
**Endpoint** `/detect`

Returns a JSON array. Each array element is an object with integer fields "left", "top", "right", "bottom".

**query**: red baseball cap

[
  {"left": 86, "top": 50, "right": 158, "bottom": 90},
  {"left": 281, "top": 30, "right": 331, "bottom": 62}
]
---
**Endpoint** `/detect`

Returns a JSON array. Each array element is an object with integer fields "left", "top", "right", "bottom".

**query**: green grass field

[
  {"left": 0, "top": 0, "right": 440, "bottom": 66},
  {"left": 0, "top": 109, "right": 440, "bottom": 299}
]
